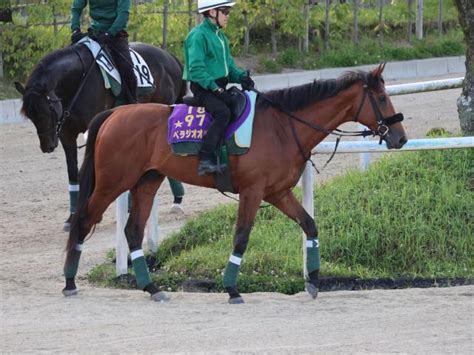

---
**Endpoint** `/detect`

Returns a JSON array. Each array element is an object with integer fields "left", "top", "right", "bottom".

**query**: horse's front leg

[
  {"left": 126, "top": 172, "right": 168, "bottom": 302},
  {"left": 60, "top": 136, "right": 79, "bottom": 232},
  {"left": 265, "top": 190, "right": 320, "bottom": 299},
  {"left": 224, "top": 188, "right": 264, "bottom": 304}
]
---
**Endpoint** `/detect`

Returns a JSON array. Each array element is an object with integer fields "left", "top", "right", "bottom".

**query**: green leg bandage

[
  {"left": 306, "top": 238, "right": 320, "bottom": 274},
  {"left": 223, "top": 252, "right": 243, "bottom": 288},
  {"left": 69, "top": 183, "right": 79, "bottom": 214},
  {"left": 64, "top": 243, "right": 83, "bottom": 278},
  {"left": 168, "top": 178, "right": 184, "bottom": 197},
  {"left": 131, "top": 249, "right": 152, "bottom": 290}
]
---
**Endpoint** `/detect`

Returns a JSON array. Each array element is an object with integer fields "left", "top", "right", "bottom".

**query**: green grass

[
  {"left": 88, "top": 147, "right": 473, "bottom": 293},
  {"left": 0, "top": 78, "right": 21, "bottom": 100},
  {"left": 258, "top": 30, "right": 465, "bottom": 73}
]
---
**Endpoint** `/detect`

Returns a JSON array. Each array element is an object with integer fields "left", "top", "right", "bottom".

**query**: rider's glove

[
  {"left": 240, "top": 76, "right": 255, "bottom": 91},
  {"left": 71, "top": 29, "right": 84, "bottom": 44}
]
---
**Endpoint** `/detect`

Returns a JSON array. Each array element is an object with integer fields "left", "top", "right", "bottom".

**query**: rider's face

[{"left": 210, "top": 7, "right": 231, "bottom": 28}]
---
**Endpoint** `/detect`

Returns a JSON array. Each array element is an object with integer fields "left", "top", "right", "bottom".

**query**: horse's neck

[
  {"left": 40, "top": 52, "right": 85, "bottom": 96},
  {"left": 291, "top": 92, "right": 354, "bottom": 154}
]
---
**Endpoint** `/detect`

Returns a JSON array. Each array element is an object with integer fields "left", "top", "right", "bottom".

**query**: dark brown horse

[
  {"left": 15, "top": 42, "right": 186, "bottom": 230},
  {"left": 64, "top": 64, "right": 407, "bottom": 303}
]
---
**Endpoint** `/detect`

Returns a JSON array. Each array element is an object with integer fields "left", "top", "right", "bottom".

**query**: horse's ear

[
  {"left": 14, "top": 81, "right": 25, "bottom": 95},
  {"left": 372, "top": 62, "right": 386, "bottom": 78}
]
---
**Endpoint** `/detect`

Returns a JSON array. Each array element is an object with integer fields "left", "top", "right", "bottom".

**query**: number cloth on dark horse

[
  {"left": 16, "top": 42, "right": 186, "bottom": 230},
  {"left": 64, "top": 64, "right": 407, "bottom": 304}
]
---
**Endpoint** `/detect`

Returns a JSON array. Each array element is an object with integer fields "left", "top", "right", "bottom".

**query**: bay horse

[
  {"left": 64, "top": 64, "right": 407, "bottom": 303},
  {"left": 15, "top": 42, "right": 186, "bottom": 230}
]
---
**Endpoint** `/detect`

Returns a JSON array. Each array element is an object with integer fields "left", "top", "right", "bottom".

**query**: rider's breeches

[
  {"left": 109, "top": 35, "right": 137, "bottom": 103},
  {"left": 190, "top": 82, "right": 231, "bottom": 158}
]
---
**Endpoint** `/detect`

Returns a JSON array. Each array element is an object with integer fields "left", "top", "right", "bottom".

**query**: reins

[
  {"left": 250, "top": 86, "right": 372, "bottom": 172},
  {"left": 57, "top": 46, "right": 104, "bottom": 136},
  {"left": 250, "top": 83, "right": 404, "bottom": 172}
]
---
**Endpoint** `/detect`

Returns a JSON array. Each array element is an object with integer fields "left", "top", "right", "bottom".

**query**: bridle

[
  {"left": 31, "top": 45, "right": 103, "bottom": 147},
  {"left": 28, "top": 91, "right": 62, "bottom": 148},
  {"left": 252, "top": 79, "right": 404, "bottom": 171},
  {"left": 351, "top": 83, "right": 405, "bottom": 144}
]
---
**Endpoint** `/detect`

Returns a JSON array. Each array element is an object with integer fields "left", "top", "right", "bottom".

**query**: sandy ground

[{"left": 1, "top": 81, "right": 473, "bottom": 353}]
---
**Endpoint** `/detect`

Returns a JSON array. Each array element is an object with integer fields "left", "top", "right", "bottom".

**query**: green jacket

[
  {"left": 71, "top": 0, "right": 131, "bottom": 36},
  {"left": 183, "top": 18, "right": 247, "bottom": 91}
]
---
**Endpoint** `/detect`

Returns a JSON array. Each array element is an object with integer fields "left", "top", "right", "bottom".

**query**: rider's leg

[
  {"left": 190, "top": 83, "right": 231, "bottom": 175},
  {"left": 109, "top": 32, "right": 137, "bottom": 104}
]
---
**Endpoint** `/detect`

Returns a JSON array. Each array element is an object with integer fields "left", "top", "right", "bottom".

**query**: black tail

[
  {"left": 171, "top": 53, "right": 187, "bottom": 104},
  {"left": 66, "top": 109, "right": 114, "bottom": 252}
]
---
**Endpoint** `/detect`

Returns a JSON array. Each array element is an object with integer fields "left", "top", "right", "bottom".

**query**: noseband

[{"left": 352, "top": 85, "right": 404, "bottom": 144}]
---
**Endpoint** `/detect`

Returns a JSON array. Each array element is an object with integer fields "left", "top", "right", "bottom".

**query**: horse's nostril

[{"left": 400, "top": 136, "right": 408, "bottom": 146}]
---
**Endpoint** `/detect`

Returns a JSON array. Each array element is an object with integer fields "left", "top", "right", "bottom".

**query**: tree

[
  {"left": 453, "top": 0, "right": 474, "bottom": 136},
  {"left": 416, "top": 0, "right": 423, "bottom": 40}
]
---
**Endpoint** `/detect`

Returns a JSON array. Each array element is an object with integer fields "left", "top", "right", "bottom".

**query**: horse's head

[
  {"left": 352, "top": 64, "right": 407, "bottom": 149},
  {"left": 15, "top": 82, "right": 62, "bottom": 153}
]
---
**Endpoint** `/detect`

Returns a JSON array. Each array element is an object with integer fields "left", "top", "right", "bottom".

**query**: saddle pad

[
  {"left": 79, "top": 37, "right": 154, "bottom": 96},
  {"left": 168, "top": 90, "right": 257, "bottom": 156}
]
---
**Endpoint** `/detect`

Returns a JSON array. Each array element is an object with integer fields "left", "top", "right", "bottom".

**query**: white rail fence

[{"left": 115, "top": 77, "right": 472, "bottom": 275}]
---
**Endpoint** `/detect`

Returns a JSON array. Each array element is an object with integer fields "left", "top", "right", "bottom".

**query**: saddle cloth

[
  {"left": 168, "top": 90, "right": 257, "bottom": 156},
  {"left": 78, "top": 37, "right": 154, "bottom": 97}
]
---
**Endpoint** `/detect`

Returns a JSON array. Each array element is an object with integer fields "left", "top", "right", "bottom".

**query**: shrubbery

[{"left": 1, "top": 0, "right": 464, "bottom": 81}]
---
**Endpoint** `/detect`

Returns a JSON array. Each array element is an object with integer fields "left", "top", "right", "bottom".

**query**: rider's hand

[
  {"left": 214, "top": 88, "right": 233, "bottom": 104},
  {"left": 241, "top": 76, "right": 255, "bottom": 91},
  {"left": 71, "top": 29, "right": 84, "bottom": 44}
]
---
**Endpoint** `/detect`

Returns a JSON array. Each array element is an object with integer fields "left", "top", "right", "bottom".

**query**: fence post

[
  {"left": 359, "top": 123, "right": 370, "bottom": 170},
  {"left": 115, "top": 192, "right": 129, "bottom": 276},
  {"left": 301, "top": 161, "right": 314, "bottom": 278}
]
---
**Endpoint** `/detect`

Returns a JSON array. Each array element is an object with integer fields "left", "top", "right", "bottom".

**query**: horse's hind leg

[
  {"left": 125, "top": 170, "right": 168, "bottom": 302},
  {"left": 265, "top": 190, "right": 320, "bottom": 299}
]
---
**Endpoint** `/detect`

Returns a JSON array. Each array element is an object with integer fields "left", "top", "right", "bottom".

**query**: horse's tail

[
  {"left": 66, "top": 109, "right": 114, "bottom": 252},
  {"left": 171, "top": 53, "right": 187, "bottom": 104}
]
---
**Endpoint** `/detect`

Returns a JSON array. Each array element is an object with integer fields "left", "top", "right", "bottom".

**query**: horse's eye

[{"left": 379, "top": 95, "right": 386, "bottom": 103}]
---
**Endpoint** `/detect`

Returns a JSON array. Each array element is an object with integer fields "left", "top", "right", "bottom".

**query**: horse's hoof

[
  {"left": 305, "top": 282, "right": 318, "bottom": 299},
  {"left": 228, "top": 296, "right": 245, "bottom": 304},
  {"left": 63, "top": 222, "right": 71, "bottom": 232},
  {"left": 62, "top": 288, "right": 78, "bottom": 297},
  {"left": 170, "top": 203, "right": 184, "bottom": 214},
  {"left": 151, "top": 291, "right": 170, "bottom": 303}
]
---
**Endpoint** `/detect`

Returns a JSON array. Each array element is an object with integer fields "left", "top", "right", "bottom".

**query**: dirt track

[{"left": 1, "top": 83, "right": 473, "bottom": 353}]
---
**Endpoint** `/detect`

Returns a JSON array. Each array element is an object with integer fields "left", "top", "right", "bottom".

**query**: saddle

[{"left": 183, "top": 86, "right": 247, "bottom": 121}]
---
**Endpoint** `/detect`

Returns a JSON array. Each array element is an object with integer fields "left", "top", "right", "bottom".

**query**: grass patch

[
  {"left": 88, "top": 146, "right": 473, "bottom": 293},
  {"left": 257, "top": 30, "right": 465, "bottom": 73}
]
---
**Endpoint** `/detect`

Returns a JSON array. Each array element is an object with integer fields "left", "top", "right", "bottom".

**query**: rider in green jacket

[
  {"left": 71, "top": 0, "right": 137, "bottom": 105},
  {"left": 183, "top": 0, "right": 255, "bottom": 176}
]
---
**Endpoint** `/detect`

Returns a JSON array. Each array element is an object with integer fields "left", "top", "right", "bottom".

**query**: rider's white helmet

[{"left": 198, "top": 0, "right": 236, "bottom": 14}]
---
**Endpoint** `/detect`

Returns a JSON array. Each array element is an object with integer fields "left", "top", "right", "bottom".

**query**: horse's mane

[
  {"left": 257, "top": 70, "right": 381, "bottom": 111},
  {"left": 21, "top": 46, "right": 79, "bottom": 117},
  {"left": 25, "top": 46, "right": 78, "bottom": 91}
]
